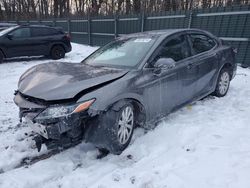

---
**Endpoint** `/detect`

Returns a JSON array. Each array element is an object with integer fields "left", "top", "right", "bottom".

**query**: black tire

[
  {"left": 100, "top": 103, "right": 135, "bottom": 154},
  {"left": 213, "top": 68, "right": 231, "bottom": 97},
  {"left": 0, "top": 51, "right": 3, "bottom": 64},
  {"left": 50, "top": 45, "right": 65, "bottom": 60}
]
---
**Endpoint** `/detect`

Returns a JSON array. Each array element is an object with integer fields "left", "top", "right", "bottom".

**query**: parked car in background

[
  {"left": 0, "top": 25, "right": 71, "bottom": 63},
  {"left": 0, "top": 23, "right": 17, "bottom": 31},
  {"left": 14, "top": 29, "right": 237, "bottom": 155}
]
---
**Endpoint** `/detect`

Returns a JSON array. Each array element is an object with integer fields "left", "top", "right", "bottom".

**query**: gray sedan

[{"left": 14, "top": 29, "right": 237, "bottom": 155}]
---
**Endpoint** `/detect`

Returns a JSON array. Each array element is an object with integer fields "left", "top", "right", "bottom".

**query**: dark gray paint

[
  {"left": 18, "top": 62, "right": 128, "bottom": 101},
  {"left": 15, "top": 29, "right": 237, "bottom": 124}
]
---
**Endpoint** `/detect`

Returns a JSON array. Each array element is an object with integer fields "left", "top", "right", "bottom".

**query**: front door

[
  {"left": 142, "top": 33, "right": 196, "bottom": 120},
  {"left": 138, "top": 67, "right": 180, "bottom": 123},
  {"left": 5, "top": 27, "right": 33, "bottom": 57},
  {"left": 152, "top": 33, "right": 198, "bottom": 111}
]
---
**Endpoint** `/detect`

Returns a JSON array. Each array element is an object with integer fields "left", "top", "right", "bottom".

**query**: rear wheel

[
  {"left": 0, "top": 51, "right": 3, "bottom": 64},
  {"left": 213, "top": 68, "right": 231, "bottom": 97},
  {"left": 50, "top": 45, "right": 65, "bottom": 60}
]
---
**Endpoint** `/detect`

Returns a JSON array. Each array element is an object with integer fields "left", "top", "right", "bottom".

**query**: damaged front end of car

[
  {"left": 13, "top": 61, "right": 130, "bottom": 152},
  {"left": 14, "top": 91, "right": 97, "bottom": 152}
]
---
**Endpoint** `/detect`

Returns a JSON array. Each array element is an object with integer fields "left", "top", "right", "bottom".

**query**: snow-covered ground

[{"left": 0, "top": 43, "right": 250, "bottom": 188}]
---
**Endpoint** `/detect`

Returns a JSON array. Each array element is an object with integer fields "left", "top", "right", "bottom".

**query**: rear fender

[
  {"left": 212, "top": 46, "right": 236, "bottom": 91},
  {"left": 49, "top": 42, "right": 67, "bottom": 53}
]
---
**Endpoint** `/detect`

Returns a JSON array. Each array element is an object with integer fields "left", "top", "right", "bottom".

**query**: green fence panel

[
  {"left": 55, "top": 20, "right": 68, "bottom": 32},
  {"left": 117, "top": 14, "right": 141, "bottom": 34},
  {"left": 71, "top": 20, "right": 88, "bottom": 33},
  {"left": 91, "top": 19, "right": 114, "bottom": 34},
  {"left": 18, "top": 21, "right": 29, "bottom": 25},
  {"left": 28, "top": 20, "right": 41, "bottom": 25},
  {"left": 91, "top": 35, "right": 114, "bottom": 47},
  {"left": 144, "top": 10, "right": 189, "bottom": 31},
  {"left": 40, "top": 20, "right": 54, "bottom": 27},
  {"left": 70, "top": 19, "right": 89, "bottom": 45},
  {"left": 3, "top": 5, "right": 250, "bottom": 67},
  {"left": 71, "top": 33, "right": 89, "bottom": 44}
]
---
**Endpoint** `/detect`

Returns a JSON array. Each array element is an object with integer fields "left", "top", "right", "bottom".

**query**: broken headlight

[{"left": 36, "top": 99, "right": 95, "bottom": 120}]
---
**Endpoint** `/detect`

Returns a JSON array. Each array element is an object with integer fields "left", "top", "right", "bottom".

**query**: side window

[
  {"left": 156, "top": 35, "right": 191, "bottom": 62},
  {"left": 31, "top": 28, "right": 59, "bottom": 37},
  {"left": 189, "top": 34, "right": 216, "bottom": 54},
  {"left": 10, "top": 28, "right": 30, "bottom": 38},
  {"left": 49, "top": 28, "right": 61, "bottom": 35}
]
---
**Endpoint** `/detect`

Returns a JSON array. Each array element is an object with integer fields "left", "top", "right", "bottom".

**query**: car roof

[
  {"left": 17, "top": 24, "right": 64, "bottom": 32},
  {"left": 0, "top": 23, "right": 17, "bottom": 27},
  {"left": 119, "top": 28, "right": 211, "bottom": 39},
  {"left": 19, "top": 24, "right": 53, "bottom": 28}
]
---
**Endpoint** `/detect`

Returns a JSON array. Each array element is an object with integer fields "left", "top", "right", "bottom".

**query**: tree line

[{"left": 0, "top": 0, "right": 249, "bottom": 20}]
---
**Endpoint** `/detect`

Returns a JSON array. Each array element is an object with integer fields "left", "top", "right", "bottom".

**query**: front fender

[
  {"left": 77, "top": 75, "right": 147, "bottom": 116},
  {"left": 87, "top": 91, "right": 147, "bottom": 116}
]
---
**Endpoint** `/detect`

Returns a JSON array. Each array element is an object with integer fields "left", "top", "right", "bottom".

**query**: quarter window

[
  {"left": 156, "top": 35, "right": 191, "bottom": 62},
  {"left": 10, "top": 28, "right": 30, "bottom": 38},
  {"left": 31, "top": 27, "right": 60, "bottom": 37},
  {"left": 189, "top": 34, "right": 216, "bottom": 54}
]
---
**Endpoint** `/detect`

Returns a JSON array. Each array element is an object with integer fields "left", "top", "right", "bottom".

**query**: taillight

[{"left": 66, "top": 33, "right": 71, "bottom": 41}]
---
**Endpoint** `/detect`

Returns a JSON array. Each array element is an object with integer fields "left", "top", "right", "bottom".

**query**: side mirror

[
  {"left": 154, "top": 58, "right": 176, "bottom": 70},
  {"left": 6, "top": 34, "right": 13, "bottom": 40}
]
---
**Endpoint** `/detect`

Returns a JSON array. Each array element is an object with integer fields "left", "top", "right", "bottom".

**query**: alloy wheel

[
  {"left": 55, "top": 49, "right": 63, "bottom": 58},
  {"left": 118, "top": 106, "right": 134, "bottom": 145},
  {"left": 219, "top": 71, "right": 230, "bottom": 95}
]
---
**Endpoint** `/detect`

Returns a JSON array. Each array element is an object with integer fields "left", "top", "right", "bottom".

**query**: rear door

[
  {"left": 187, "top": 32, "right": 219, "bottom": 96},
  {"left": 30, "top": 27, "right": 59, "bottom": 56}
]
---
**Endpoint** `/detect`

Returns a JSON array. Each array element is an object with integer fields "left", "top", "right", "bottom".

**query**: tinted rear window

[
  {"left": 189, "top": 34, "right": 216, "bottom": 54},
  {"left": 31, "top": 27, "right": 61, "bottom": 37},
  {"left": 155, "top": 35, "right": 191, "bottom": 62}
]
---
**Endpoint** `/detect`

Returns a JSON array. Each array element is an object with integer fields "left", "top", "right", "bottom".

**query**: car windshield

[
  {"left": 83, "top": 36, "right": 157, "bottom": 68},
  {"left": 0, "top": 26, "right": 17, "bottom": 36}
]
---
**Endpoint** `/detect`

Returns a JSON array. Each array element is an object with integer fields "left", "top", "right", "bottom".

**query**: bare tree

[{"left": 0, "top": 0, "right": 249, "bottom": 20}]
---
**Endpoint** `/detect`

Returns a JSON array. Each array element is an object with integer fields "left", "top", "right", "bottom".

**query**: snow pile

[{"left": 0, "top": 43, "right": 250, "bottom": 188}]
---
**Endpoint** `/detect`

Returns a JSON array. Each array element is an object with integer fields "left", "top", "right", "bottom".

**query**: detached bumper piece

[
  {"left": 33, "top": 113, "right": 88, "bottom": 151},
  {"left": 22, "top": 110, "right": 90, "bottom": 152},
  {"left": 33, "top": 135, "right": 43, "bottom": 152},
  {"left": 33, "top": 133, "right": 83, "bottom": 152},
  {"left": 32, "top": 124, "right": 85, "bottom": 152}
]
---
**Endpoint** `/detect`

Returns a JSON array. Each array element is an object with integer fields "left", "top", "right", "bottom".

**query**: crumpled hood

[{"left": 18, "top": 62, "right": 128, "bottom": 101}]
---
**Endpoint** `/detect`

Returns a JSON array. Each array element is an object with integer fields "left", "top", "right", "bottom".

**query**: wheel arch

[
  {"left": 108, "top": 98, "right": 146, "bottom": 127},
  {"left": 220, "top": 63, "right": 234, "bottom": 80},
  {"left": 84, "top": 97, "right": 147, "bottom": 153},
  {"left": 50, "top": 43, "right": 66, "bottom": 53}
]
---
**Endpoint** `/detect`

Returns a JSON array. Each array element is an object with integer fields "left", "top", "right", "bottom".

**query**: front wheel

[
  {"left": 213, "top": 68, "right": 231, "bottom": 97},
  {"left": 117, "top": 105, "right": 134, "bottom": 146},
  {"left": 100, "top": 103, "right": 135, "bottom": 154}
]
